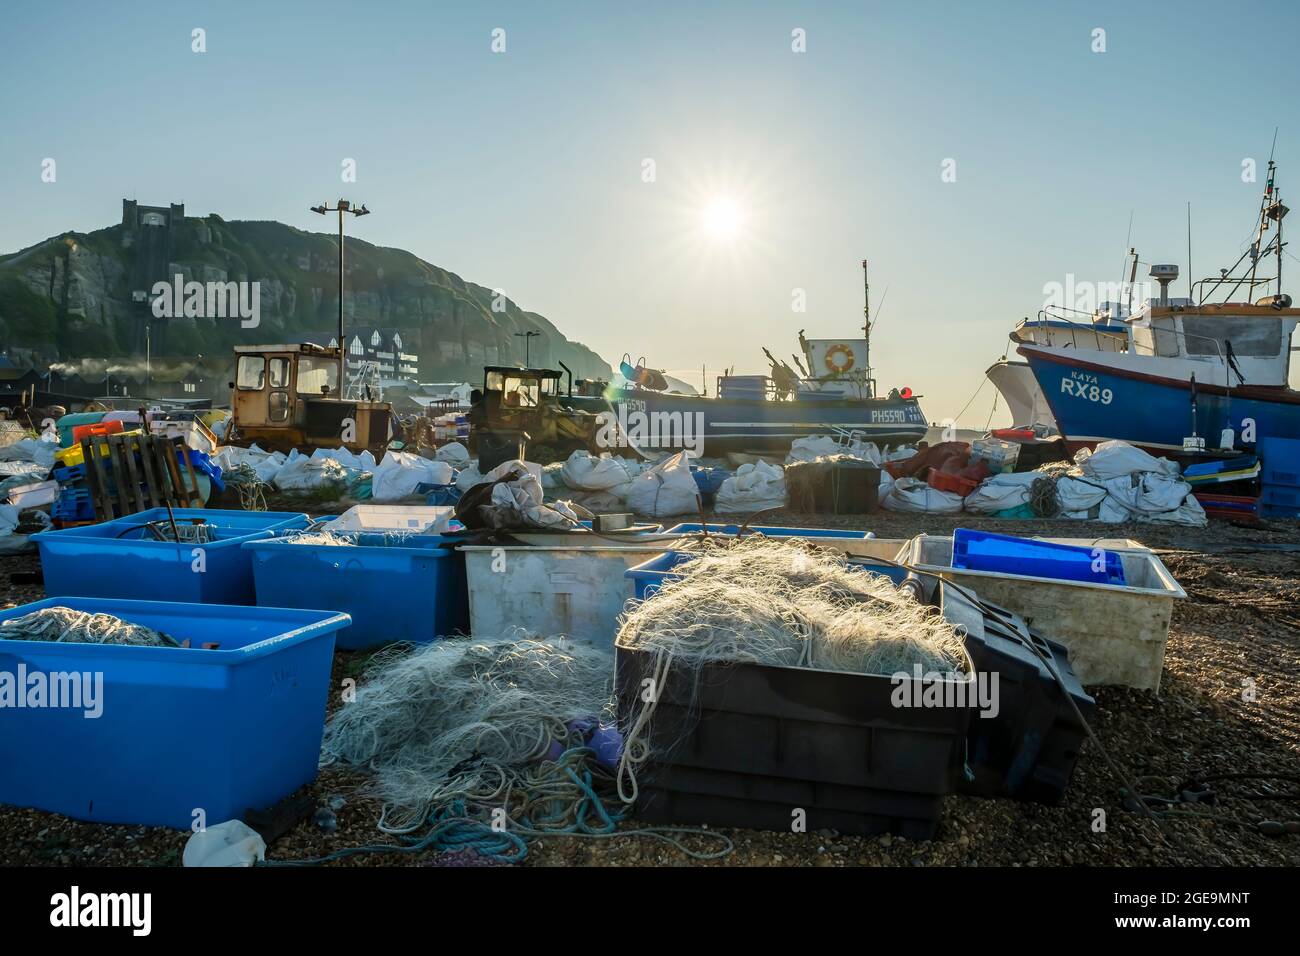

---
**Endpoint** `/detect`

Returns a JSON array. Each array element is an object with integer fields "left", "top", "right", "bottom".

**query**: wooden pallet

[{"left": 79, "top": 433, "right": 203, "bottom": 521}]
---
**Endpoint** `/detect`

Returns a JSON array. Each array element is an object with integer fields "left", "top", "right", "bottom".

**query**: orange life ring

[{"left": 824, "top": 344, "right": 855, "bottom": 374}]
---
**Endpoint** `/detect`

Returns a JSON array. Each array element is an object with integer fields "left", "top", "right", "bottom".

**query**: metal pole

[{"left": 338, "top": 208, "right": 345, "bottom": 390}]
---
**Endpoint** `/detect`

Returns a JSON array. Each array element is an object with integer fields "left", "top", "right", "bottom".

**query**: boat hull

[
  {"left": 1019, "top": 345, "right": 1300, "bottom": 459},
  {"left": 562, "top": 389, "right": 928, "bottom": 453},
  {"left": 985, "top": 359, "right": 1057, "bottom": 431}
]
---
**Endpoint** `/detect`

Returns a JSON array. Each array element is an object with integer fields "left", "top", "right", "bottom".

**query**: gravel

[{"left": 1, "top": 510, "right": 1297, "bottom": 867}]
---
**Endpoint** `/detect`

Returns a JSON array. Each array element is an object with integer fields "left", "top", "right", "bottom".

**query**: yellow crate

[{"left": 53, "top": 430, "right": 145, "bottom": 468}]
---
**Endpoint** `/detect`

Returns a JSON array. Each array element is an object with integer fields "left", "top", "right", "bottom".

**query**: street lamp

[
  {"left": 514, "top": 330, "right": 540, "bottom": 366},
  {"left": 311, "top": 200, "right": 371, "bottom": 388}
]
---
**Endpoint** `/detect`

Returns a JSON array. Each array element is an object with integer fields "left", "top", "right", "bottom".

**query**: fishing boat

[
  {"left": 986, "top": 306, "right": 1129, "bottom": 433},
  {"left": 562, "top": 262, "right": 928, "bottom": 453},
  {"left": 1018, "top": 162, "right": 1299, "bottom": 461}
]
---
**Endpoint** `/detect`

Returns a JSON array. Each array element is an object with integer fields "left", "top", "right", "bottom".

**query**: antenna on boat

[
  {"left": 1126, "top": 248, "right": 1138, "bottom": 315},
  {"left": 1187, "top": 202, "right": 1193, "bottom": 301},
  {"left": 861, "top": 259, "right": 871, "bottom": 336}
]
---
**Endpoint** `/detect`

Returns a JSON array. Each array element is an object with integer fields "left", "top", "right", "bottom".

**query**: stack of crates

[
  {"left": 1258, "top": 436, "right": 1300, "bottom": 519},
  {"left": 50, "top": 463, "right": 95, "bottom": 527}
]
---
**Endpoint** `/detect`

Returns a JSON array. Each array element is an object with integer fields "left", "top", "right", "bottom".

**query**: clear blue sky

[{"left": 2, "top": 0, "right": 1296, "bottom": 424}]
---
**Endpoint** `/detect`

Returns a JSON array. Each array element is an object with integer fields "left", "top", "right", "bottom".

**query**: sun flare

[{"left": 700, "top": 196, "right": 744, "bottom": 240}]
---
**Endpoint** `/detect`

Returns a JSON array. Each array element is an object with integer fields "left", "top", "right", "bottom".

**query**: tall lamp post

[
  {"left": 311, "top": 200, "right": 370, "bottom": 390},
  {"left": 514, "top": 330, "right": 540, "bottom": 366}
]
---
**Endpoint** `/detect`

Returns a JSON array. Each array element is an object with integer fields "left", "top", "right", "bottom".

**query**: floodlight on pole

[
  {"left": 310, "top": 200, "right": 371, "bottom": 388},
  {"left": 514, "top": 330, "right": 540, "bottom": 366}
]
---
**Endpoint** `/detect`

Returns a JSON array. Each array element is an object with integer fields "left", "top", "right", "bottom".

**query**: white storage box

[{"left": 901, "top": 534, "right": 1185, "bottom": 691}]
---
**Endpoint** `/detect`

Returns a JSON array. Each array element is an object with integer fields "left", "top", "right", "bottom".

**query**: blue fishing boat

[
  {"left": 562, "top": 262, "right": 928, "bottom": 453},
  {"left": 1019, "top": 163, "right": 1299, "bottom": 461}
]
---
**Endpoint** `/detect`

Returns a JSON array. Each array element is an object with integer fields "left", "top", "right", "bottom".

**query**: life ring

[{"left": 824, "top": 344, "right": 855, "bottom": 374}]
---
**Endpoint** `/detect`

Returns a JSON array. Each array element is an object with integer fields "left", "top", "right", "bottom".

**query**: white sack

[
  {"left": 274, "top": 451, "right": 350, "bottom": 491},
  {"left": 434, "top": 442, "right": 470, "bottom": 467},
  {"left": 1077, "top": 440, "right": 1178, "bottom": 480},
  {"left": 881, "top": 476, "right": 964, "bottom": 514},
  {"left": 625, "top": 451, "right": 701, "bottom": 517},
  {"left": 962, "top": 472, "right": 1041, "bottom": 515},
  {"left": 371, "top": 451, "right": 454, "bottom": 501},
  {"left": 714, "top": 460, "right": 787, "bottom": 514},
  {"left": 560, "top": 450, "right": 630, "bottom": 491}
]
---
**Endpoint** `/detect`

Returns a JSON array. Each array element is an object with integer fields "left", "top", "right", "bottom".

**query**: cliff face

[{"left": 0, "top": 212, "right": 611, "bottom": 384}]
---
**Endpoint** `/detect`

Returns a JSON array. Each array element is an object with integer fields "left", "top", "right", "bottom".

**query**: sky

[{"left": 2, "top": 0, "right": 1297, "bottom": 425}]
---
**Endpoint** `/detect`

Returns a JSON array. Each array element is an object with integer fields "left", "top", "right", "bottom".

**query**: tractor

[
  {"left": 225, "top": 343, "right": 396, "bottom": 455},
  {"left": 472, "top": 364, "right": 625, "bottom": 470}
]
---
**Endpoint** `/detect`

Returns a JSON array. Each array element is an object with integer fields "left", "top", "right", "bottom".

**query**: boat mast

[{"left": 861, "top": 259, "right": 872, "bottom": 397}]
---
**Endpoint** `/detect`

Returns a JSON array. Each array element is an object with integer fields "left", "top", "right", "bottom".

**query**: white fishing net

[
  {"left": 319, "top": 635, "right": 615, "bottom": 833},
  {"left": 0, "top": 607, "right": 180, "bottom": 647},
  {"left": 617, "top": 536, "right": 966, "bottom": 676}
]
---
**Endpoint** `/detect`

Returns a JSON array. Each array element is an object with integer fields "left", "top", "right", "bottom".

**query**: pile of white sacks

[
  {"left": 212, "top": 441, "right": 471, "bottom": 503},
  {"left": 881, "top": 439, "right": 1207, "bottom": 527}
]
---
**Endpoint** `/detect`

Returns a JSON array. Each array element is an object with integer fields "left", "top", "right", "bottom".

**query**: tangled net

[
  {"left": 225, "top": 462, "right": 269, "bottom": 512},
  {"left": 320, "top": 635, "right": 616, "bottom": 834},
  {"left": 0, "top": 607, "right": 180, "bottom": 647},
  {"left": 617, "top": 537, "right": 966, "bottom": 676}
]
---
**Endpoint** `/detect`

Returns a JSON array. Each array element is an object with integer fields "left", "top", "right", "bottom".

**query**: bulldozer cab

[
  {"left": 481, "top": 366, "right": 561, "bottom": 431},
  {"left": 230, "top": 343, "right": 393, "bottom": 454}
]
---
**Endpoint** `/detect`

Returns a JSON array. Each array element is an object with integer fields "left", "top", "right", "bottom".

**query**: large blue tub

[
  {"left": 0, "top": 597, "right": 349, "bottom": 828},
  {"left": 244, "top": 531, "right": 469, "bottom": 650},
  {"left": 33, "top": 508, "right": 311, "bottom": 605}
]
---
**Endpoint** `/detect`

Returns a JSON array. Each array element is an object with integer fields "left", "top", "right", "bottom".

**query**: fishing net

[
  {"left": 320, "top": 634, "right": 616, "bottom": 834},
  {"left": 0, "top": 607, "right": 181, "bottom": 647},
  {"left": 617, "top": 536, "right": 966, "bottom": 676},
  {"left": 614, "top": 537, "right": 969, "bottom": 804}
]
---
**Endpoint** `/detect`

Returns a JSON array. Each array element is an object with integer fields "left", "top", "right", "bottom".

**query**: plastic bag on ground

[
  {"left": 560, "top": 450, "right": 631, "bottom": 491},
  {"left": 372, "top": 451, "right": 455, "bottom": 501},
  {"left": 625, "top": 451, "right": 701, "bottom": 517},
  {"left": 714, "top": 460, "right": 787, "bottom": 514},
  {"left": 183, "top": 820, "right": 266, "bottom": 868}
]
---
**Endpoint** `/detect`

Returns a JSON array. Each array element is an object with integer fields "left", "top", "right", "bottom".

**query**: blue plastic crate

[
  {"left": 52, "top": 463, "right": 87, "bottom": 484},
  {"left": 951, "top": 528, "right": 1126, "bottom": 586},
  {"left": 1260, "top": 486, "right": 1300, "bottom": 518},
  {"left": 0, "top": 597, "right": 349, "bottom": 828},
  {"left": 625, "top": 551, "right": 696, "bottom": 600},
  {"left": 33, "top": 508, "right": 311, "bottom": 605},
  {"left": 1259, "top": 436, "right": 1300, "bottom": 489},
  {"left": 244, "top": 531, "right": 469, "bottom": 650}
]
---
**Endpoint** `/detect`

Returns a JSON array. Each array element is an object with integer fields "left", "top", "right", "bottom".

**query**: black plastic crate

[
  {"left": 939, "top": 582, "right": 1095, "bottom": 803},
  {"left": 615, "top": 637, "right": 974, "bottom": 838}
]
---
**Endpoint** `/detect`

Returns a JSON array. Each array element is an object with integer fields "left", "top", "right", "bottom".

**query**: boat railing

[
  {"left": 1032, "top": 308, "right": 1234, "bottom": 393},
  {"left": 1033, "top": 308, "right": 1126, "bottom": 351}
]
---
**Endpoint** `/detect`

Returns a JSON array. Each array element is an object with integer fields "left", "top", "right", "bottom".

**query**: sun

[{"left": 700, "top": 196, "right": 744, "bottom": 240}]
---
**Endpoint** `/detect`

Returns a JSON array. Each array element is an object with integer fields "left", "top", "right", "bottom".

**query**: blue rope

[
  {"left": 260, "top": 801, "right": 528, "bottom": 867},
  {"left": 262, "top": 747, "right": 733, "bottom": 866}
]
